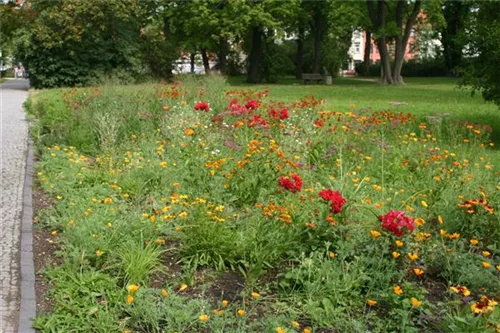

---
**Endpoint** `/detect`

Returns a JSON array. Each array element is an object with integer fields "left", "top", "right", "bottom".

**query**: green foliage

[{"left": 460, "top": 1, "right": 500, "bottom": 107}]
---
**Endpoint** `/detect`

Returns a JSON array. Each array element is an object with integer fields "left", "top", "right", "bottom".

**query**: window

[{"left": 355, "top": 42, "right": 360, "bottom": 53}]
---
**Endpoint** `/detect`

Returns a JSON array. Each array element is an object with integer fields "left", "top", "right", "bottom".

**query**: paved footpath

[{"left": 1, "top": 79, "right": 30, "bottom": 333}]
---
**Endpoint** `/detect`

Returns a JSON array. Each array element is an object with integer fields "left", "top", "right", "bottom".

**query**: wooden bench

[{"left": 302, "top": 73, "right": 323, "bottom": 84}]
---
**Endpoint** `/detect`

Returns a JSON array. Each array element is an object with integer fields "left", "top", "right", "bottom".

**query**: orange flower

[
  {"left": 184, "top": 128, "right": 194, "bottom": 136},
  {"left": 394, "top": 285, "right": 404, "bottom": 295},
  {"left": 127, "top": 294, "right": 134, "bottom": 304},
  {"left": 395, "top": 240, "right": 404, "bottom": 248},
  {"left": 450, "top": 285, "right": 471, "bottom": 296},
  {"left": 104, "top": 197, "right": 112, "bottom": 204},
  {"left": 392, "top": 251, "right": 401, "bottom": 259},
  {"left": 407, "top": 253, "right": 418, "bottom": 261},
  {"left": 222, "top": 300, "right": 229, "bottom": 307},
  {"left": 199, "top": 314, "right": 209, "bottom": 322},
  {"left": 328, "top": 252, "right": 336, "bottom": 259},
  {"left": 370, "top": 230, "right": 381, "bottom": 238},
  {"left": 470, "top": 239, "right": 479, "bottom": 246},
  {"left": 367, "top": 299, "right": 377, "bottom": 306},
  {"left": 482, "top": 251, "right": 491, "bottom": 257},
  {"left": 276, "top": 328, "right": 285, "bottom": 333},
  {"left": 482, "top": 262, "right": 491, "bottom": 269},
  {"left": 411, "top": 297, "right": 422, "bottom": 307},
  {"left": 161, "top": 289, "right": 168, "bottom": 298},
  {"left": 415, "top": 218, "right": 425, "bottom": 226},
  {"left": 413, "top": 268, "right": 424, "bottom": 276},
  {"left": 237, "top": 309, "right": 246, "bottom": 316},
  {"left": 303, "top": 328, "right": 312, "bottom": 333}
]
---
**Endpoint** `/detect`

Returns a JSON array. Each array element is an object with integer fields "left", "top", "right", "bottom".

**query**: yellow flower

[
  {"left": 413, "top": 268, "right": 424, "bottom": 276},
  {"left": 222, "top": 300, "right": 229, "bottom": 307},
  {"left": 251, "top": 292, "right": 261, "bottom": 299},
  {"left": 184, "top": 128, "right": 194, "bottom": 136},
  {"left": 276, "top": 328, "right": 285, "bottom": 333},
  {"left": 370, "top": 230, "right": 381, "bottom": 238},
  {"left": 179, "top": 283, "right": 188, "bottom": 292},
  {"left": 437, "top": 215, "right": 444, "bottom": 224},
  {"left": 407, "top": 253, "right": 418, "bottom": 261},
  {"left": 439, "top": 229, "right": 447, "bottom": 236},
  {"left": 367, "top": 299, "right": 377, "bottom": 306},
  {"left": 213, "top": 309, "right": 224, "bottom": 315},
  {"left": 392, "top": 251, "right": 401, "bottom": 259},
  {"left": 126, "top": 284, "right": 139, "bottom": 294},
  {"left": 482, "top": 262, "right": 491, "bottom": 269},
  {"left": 175, "top": 226, "right": 183, "bottom": 232},
  {"left": 199, "top": 314, "right": 209, "bottom": 322},
  {"left": 96, "top": 249, "right": 104, "bottom": 257},
  {"left": 127, "top": 295, "right": 134, "bottom": 304},
  {"left": 292, "top": 321, "right": 300, "bottom": 328},
  {"left": 421, "top": 201, "right": 428, "bottom": 208},
  {"left": 303, "top": 329, "right": 312, "bottom": 333},
  {"left": 237, "top": 309, "right": 246, "bottom": 316},
  {"left": 395, "top": 240, "right": 404, "bottom": 248},
  {"left": 415, "top": 218, "right": 425, "bottom": 226},
  {"left": 450, "top": 285, "right": 471, "bottom": 296},
  {"left": 161, "top": 289, "right": 168, "bottom": 298},
  {"left": 496, "top": 265, "right": 500, "bottom": 272},
  {"left": 470, "top": 239, "right": 479, "bottom": 246},
  {"left": 482, "top": 251, "right": 491, "bottom": 257},
  {"left": 160, "top": 161, "right": 168, "bottom": 168},
  {"left": 394, "top": 285, "right": 404, "bottom": 295},
  {"left": 328, "top": 252, "right": 336, "bottom": 259},
  {"left": 104, "top": 197, "right": 112, "bottom": 204},
  {"left": 411, "top": 297, "right": 422, "bottom": 307},
  {"left": 51, "top": 230, "right": 58, "bottom": 236}
]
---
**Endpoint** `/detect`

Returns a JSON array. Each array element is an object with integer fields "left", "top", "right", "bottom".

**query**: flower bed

[{"left": 29, "top": 77, "right": 499, "bottom": 332}]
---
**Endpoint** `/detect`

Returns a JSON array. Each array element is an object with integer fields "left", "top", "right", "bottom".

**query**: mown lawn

[{"left": 28, "top": 76, "right": 499, "bottom": 333}]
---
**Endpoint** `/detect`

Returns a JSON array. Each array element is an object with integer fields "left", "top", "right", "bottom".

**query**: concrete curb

[{"left": 18, "top": 138, "right": 37, "bottom": 333}]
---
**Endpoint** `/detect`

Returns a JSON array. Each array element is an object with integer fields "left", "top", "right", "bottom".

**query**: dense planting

[{"left": 29, "top": 77, "right": 499, "bottom": 332}]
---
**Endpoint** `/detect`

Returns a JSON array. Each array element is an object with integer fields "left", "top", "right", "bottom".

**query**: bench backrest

[{"left": 302, "top": 73, "right": 323, "bottom": 80}]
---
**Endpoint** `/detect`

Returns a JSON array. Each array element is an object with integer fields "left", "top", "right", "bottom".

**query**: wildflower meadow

[{"left": 28, "top": 76, "right": 499, "bottom": 332}]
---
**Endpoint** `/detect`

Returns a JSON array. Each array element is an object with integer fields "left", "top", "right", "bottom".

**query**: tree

[
  {"left": 440, "top": 1, "right": 471, "bottom": 75},
  {"left": 15, "top": 0, "right": 166, "bottom": 88},
  {"left": 460, "top": 1, "right": 500, "bottom": 106},
  {"left": 366, "top": 0, "right": 422, "bottom": 84}
]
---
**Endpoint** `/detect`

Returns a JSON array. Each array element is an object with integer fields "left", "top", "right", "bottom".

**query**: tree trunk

[
  {"left": 312, "top": 9, "right": 324, "bottom": 73},
  {"left": 218, "top": 38, "right": 229, "bottom": 75},
  {"left": 190, "top": 53, "right": 195, "bottom": 74},
  {"left": 377, "top": 37, "right": 393, "bottom": 84},
  {"left": 201, "top": 48, "right": 210, "bottom": 74},
  {"left": 295, "top": 26, "right": 305, "bottom": 79},
  {"left": 363, "top": 30, "right": 372, "bottom": 76},
  {"left": 391, "top": 0, "right": 421, "bottom": 84},
  {"left": 247, "top": 27, "right": 263, "bottom": 83}
]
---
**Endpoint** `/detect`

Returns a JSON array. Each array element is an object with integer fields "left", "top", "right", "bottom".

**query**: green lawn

[{"left": 226, "top": 76, "right": 500, "bottom": 143}]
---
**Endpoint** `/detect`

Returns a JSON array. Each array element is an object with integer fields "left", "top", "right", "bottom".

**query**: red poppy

[
  {"left": 279, "top": 174, "right": 302, "bottom": 193},
  {"left": 319, "top": 189, "right": 346, "bottom": 214},
  {"left": 379, "top": 210, "right": 415, "bottom": 237},
  {"left": 194, "top": 101, "right": 210, "bottom": 112}
]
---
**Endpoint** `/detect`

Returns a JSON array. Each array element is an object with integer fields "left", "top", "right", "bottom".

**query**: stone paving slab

[{"left": 0, "top": 79, "right": 31, "bottom": 333}]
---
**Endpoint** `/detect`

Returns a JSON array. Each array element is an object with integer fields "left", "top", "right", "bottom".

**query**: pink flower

[
  {"left": 194, "top": 101, "right": 210, "bottom": 112},
  {"left": 319, "top": 189, "right": 346, "bottom": 214},
  {"left": 279, "top": 174, "right": 302, "bottom": 193},
  {"left": 379, "top": 210, "right": 415, "bottom": 237}
]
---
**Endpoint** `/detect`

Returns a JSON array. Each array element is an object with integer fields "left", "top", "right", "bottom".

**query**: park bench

[{"left": 302, "top": 73, "right": 323, "bottom": 84}]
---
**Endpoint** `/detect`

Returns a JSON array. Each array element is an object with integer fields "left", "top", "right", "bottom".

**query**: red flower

[
  {"left": 269, "top": 108, "right": 290, "bottom": 121},
  {"left": 279, "top": 174, "right": 302, "bottom": 193},
  {"left": 245, "top": 100, "right": 260, "bottom": 110},
  {"left": 248, "top": 115, "right": 268, "bottom": 128},
  {"left": 194, "top": 101, "right": 210, "bottom": 112},
  {"left": 378, "top": 210, "right": 415, "bottom": 237},
  {"left": 319, "top": 189, "right": 346, "bottom": 214},
  {"left": 314, "top": 119, "right": 324, "bottom": 128},
  {"left": 229, "top": 99, "right": 250, "bottom": 115}
]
